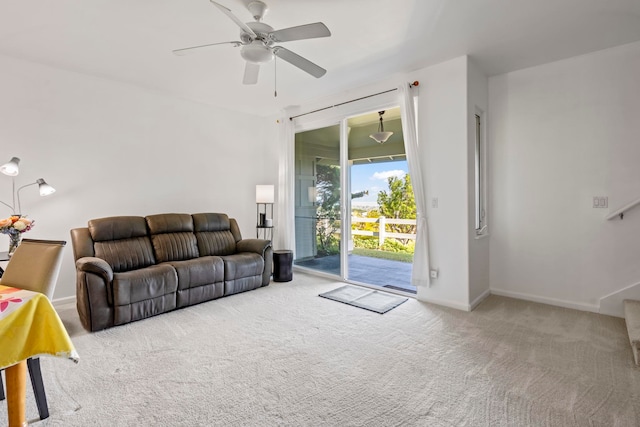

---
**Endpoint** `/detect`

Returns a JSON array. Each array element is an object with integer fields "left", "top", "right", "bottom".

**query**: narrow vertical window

[{"left": 475, "top": 113, "right": 485, "bottom": 233}]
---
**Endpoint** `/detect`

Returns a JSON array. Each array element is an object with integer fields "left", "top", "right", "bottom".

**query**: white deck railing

[{"left": 351, "top": 216, "right": 416, "bottom": 246}]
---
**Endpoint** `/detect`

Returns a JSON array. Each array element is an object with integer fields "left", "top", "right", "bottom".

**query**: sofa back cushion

[
  {"left": 192, "top": 213, "right": 238, "bottom": 256},
  {"left": 146, "top": 213, "right": 199, "bottom": 263},
  {"left": 89, "top": 216, "right": 156, "bottom": 273}
]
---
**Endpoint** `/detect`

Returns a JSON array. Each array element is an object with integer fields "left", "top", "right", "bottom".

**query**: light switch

[
  {"left": 593, "top": 196, "right": 608, "bottom": 208},
  {"left": 600, "top": 197, "right": 608, "bottom": 208}
]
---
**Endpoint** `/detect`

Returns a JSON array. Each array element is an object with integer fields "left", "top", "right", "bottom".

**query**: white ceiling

[{"left": 1, "top": 0, "right": 640, "bottom": 117}]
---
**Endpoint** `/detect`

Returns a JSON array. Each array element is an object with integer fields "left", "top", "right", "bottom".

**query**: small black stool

[{"left": 273, "top": 250, "right": 293, "bottom": 282}]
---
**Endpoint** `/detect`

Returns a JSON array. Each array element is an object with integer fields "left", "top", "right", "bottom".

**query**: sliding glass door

[{"left": 292, "top": 103, "right": 416, "bottom": 294}]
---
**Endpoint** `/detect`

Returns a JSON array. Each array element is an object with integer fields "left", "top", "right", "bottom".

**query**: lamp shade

[
  {"left": 369, "top": 111, "right": 393, "bottom": 144},
  {"left": 369, "top": 131, "right": 393, "bottom": 144},
  {"left": 308, "top": 187, "right": 317, "bottom": 203},
  {"left": 256, "top": 185, "right": 275, "bottom": 203},
  {"left": 37, "top": 178, "right": 56, "bottom": 196},
  {"left": 0, "top": 157, "right": 20, "bottom": 176}
]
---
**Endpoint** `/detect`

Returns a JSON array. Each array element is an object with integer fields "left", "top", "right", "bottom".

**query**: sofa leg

[{"left": 27, "top": 358, "right": 50, "bottom": 420}]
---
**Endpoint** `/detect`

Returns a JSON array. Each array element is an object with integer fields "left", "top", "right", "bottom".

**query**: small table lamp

[
  {"left": 255, "top": 185, "right": 274, "bottom": 239},
  {"left": 256, "top": 185, "right": 275, "bottom": 205}
]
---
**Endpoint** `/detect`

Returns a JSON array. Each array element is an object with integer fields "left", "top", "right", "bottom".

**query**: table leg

[{"left": 6, "top": 360, "right": 27, "bottom": 427}]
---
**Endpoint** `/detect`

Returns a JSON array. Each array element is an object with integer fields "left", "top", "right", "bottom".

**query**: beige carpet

[{"left": 2, "top": 273, "right": 640, "bottom": 426}]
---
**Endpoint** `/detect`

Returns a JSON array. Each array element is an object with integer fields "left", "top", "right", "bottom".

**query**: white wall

[
  {"left": 467, "top": 59, "right": 490, "bottom": 307},
  {"left": 489, "top": 41, "right": 640, "bottom": 312},
  {"left": 0, "top": 54, "right": 273, "bottom": 301},
  {"left": 413, "top": 56, "right": 471, "bottom": 310}
]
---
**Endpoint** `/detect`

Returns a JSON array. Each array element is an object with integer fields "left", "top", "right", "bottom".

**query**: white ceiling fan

[{"left": 173, "top": 0, "right": 331, "bottom": 85}]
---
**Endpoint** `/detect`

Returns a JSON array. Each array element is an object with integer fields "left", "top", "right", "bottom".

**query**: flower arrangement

[
  {"left": 0, "top": 215, "right": 34, "bottom": 256},
  {"left": 0, "top": 215, "right": 35, "bottom": 234}
]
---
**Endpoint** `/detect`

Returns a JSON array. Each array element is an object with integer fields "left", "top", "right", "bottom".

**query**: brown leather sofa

[{"left": 70, "top": 213, "right": 272, "bottom": 332}]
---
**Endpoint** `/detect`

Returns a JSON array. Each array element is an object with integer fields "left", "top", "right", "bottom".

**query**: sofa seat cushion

[
  {"left": 221, "top": 253, "right": 265, "bottom": 296},
  {"left": 168, "top": 256, "right": 224, "bottom": 307},
  {"left": 221, "top": 253, "right": 264, "bottom": 280},
  {"left": 111, "top": 264, "right": 178, "bottom": 325}
]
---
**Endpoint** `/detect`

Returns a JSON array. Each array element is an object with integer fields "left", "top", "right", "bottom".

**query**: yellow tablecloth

[{"left": 0, "top": 285, "right": 79, "bottom": 370}]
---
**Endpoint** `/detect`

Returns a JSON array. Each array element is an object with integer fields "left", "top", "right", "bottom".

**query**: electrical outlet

[
  {"left": 430, "top": 269, "right": 438, "bottom": 279},
  {"left": 432, "top": 197, "right": 438, "bottom": 208}
]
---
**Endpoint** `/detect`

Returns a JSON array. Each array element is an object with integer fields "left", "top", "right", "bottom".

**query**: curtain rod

[{"left": 289, "top": 81, "right": 419, "bottom": 121}]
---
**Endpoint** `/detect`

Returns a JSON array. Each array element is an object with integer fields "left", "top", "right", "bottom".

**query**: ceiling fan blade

[
  {"left": 209, "top": 0, "right": 257, "bottom": 38},
  {"left": 273, "top": 47, "right": 327, "bottom": 78},
  {"left": 269, "top": 22, "right": 331, "bottom": 43},
  {"left": 173, "top": 41, "right": 242, "bottom": 56},
  {"left": 243, "top": 62, "right": 260, "bottom": 85}
]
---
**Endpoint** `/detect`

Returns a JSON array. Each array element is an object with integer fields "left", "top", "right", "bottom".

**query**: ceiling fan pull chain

[{"left": 274, "top": 56, "right": 278, "bottom": 97}]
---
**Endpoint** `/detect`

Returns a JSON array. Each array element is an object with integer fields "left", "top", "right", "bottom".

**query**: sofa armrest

[
  {"left": 236, "top": 239, "right": 272, "bottom": 257},
  {"left": 76, "top": 256, "right": 114, "bottom": 283},
  {"left": 75, "top": 257, "right": 115, "bottom": 332},
  {"left": 236, "top": 239, "right": 273, "bottom": 286}
]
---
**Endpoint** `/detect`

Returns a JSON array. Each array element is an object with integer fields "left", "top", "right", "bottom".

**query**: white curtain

[
  {"left": 399, "top": 83, "right": 431, "bottom": 287},
  {"left": 276, "top": 112, "right": 296, "bottom": 252}
]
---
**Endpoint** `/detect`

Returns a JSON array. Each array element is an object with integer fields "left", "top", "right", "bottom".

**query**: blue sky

[{"left": 351, "top": 160, "right": 408, "bottom": 208}]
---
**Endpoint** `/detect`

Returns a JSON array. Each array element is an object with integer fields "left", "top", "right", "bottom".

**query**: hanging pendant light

[{"left": 369, "top": 111, "right": 393, "bottom": 144}]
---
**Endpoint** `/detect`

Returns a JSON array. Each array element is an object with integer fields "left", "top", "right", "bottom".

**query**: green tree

[
  {"left": 377, "top": 174, "right": 416, "bottom": 242},
  {"left": 315, "top": 164, "right": 372, "bottom": 255},
  {"left": 315, "top": 164, "right": 340, "bottom": 255}
]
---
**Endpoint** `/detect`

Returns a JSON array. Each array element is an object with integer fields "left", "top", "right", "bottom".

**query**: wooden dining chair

[{"left": 0, "top": 238, "right": 66, "bottom": 420}]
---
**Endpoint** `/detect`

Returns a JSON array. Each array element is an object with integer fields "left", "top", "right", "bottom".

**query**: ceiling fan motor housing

[
  {"left": 245, "top": 21, "right": 274, "bottom": 41},
  {"left": 240, "top": 22, "right": 275, "bottom": 64}
]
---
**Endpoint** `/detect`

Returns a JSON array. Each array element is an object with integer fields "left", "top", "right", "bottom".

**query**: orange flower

[{"left": 0, "top": 218, "right": 11, "bottom": 228}]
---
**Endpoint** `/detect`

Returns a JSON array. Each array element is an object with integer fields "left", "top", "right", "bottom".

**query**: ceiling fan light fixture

[
  {"left": 241, "top": 42, "right": 274, "bottom": 63},
  {"left": 369, "top": 111, "right": 393, "bottom": 143}
]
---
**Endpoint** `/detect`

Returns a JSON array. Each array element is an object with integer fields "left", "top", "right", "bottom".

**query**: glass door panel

[
  {"left": 293, "top": 124, "right": 342, "bottom": 277},
  {"left": 346, "top": 107, "right": 417, "bottom": 293}
]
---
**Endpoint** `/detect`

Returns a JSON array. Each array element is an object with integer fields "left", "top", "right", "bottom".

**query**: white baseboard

[
  {"left": 491, "top": 288, "right": 599, "bottom": 313},
  {"left": 53, "top": 295, "right": 76, "bottom": 309},
  {"left": 416, "top": 294, "right": 472, "bottom": 312},
  {"left": 470, "top": 289, "right": 491, "bottom": 310},
  {"left": 599, "top": 281, "right": 640, "bottom": 318}
]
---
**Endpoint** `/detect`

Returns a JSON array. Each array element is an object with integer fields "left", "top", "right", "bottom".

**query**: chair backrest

[{"left": 0, "top": 238, "right": 66, "bottom": 300}]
